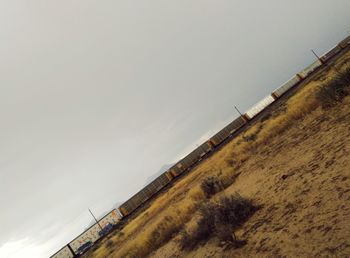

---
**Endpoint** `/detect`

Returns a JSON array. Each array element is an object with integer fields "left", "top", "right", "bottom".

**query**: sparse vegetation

[
  {"left": 316, "top": 66, "right": 350, "bottom": 108},
  {"left": 242, "top": 133, "right": 257, "bottom": 142},
  {"left": 179, "top": 193, "right": 257, "bottom": 250},
  {"left": 201, "top": 176, "right": 224, "bottom": 198},
  {"left": 105, "top": 239, "right": 114, "bottom": 249}
]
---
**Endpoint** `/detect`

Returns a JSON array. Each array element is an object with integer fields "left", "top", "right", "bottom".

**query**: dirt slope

[{"left": 151, "top": 98, "right": 350, "bottom": 258}]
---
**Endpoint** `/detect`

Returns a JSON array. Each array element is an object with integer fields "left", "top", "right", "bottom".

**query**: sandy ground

[{"left": 150, "top": 98, "right": 350, "bottom": 258}]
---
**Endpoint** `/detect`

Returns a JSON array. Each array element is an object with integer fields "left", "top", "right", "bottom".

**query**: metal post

[
  {"left": 234, "top": 105, "right": 243, "bottom": 117},
  {"left": 67, "top": 244, "right": 76, "bottom": 257},
  {"left": 311, "top": 49, "right": 322, "bottom": 63},
  {"left": 88, "top": 208, "right": 103, "bottom": 231}
]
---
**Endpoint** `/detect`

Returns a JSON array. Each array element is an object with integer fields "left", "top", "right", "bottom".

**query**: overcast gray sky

[{"left": 0, "top": 1, "right": 349, "bottom": 257}]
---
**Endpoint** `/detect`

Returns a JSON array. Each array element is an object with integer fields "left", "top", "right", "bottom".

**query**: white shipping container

[
  {"left": 272, "top": 75, "right": 301, "bottom": 98},
  {"left": 298, "top": 60, "right": 322, "bottom": 79},
  {"left": 99, "top": 210, "right": 120, "bottom": 226},
  {"left": 69, "top": 224, "right": 100, "bottom": 252},
  {"left": 245, "top": 95, "right": 275, "bottom": 120}
]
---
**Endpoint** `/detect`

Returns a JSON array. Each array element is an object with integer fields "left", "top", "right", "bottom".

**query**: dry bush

[
  {"left": 179, "top": 202, "right": 216, "bottom": 250},
  {"left": 215, "top": 194, "right": 257, "bottom": 229},
  {"left": 201, "top": 176, "right": 224, "bottom": 198},
  {"left": 316, "top": 66, "right": 350, "bottom": 108},
  {"left": 180, "top": 194, "right": 257, "bottom": 250},
  {"left": 225, "top": 158, "right": 236, "bottom": 167},
  {"left": 242, "top": 133, "right": 257, "bottom": 142},
  {"left": 105, "top": 239, "right": 114, "bottom": 249}
]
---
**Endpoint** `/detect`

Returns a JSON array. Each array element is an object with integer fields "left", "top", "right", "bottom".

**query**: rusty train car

[{"left": 51, "top": 34, "right": 350, "bottom": 258}]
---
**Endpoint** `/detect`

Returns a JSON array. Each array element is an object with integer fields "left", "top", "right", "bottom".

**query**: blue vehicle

[
  {"left": 76, "top": 241, "right": 93, "bottom": 255},
  {"left": 98, "top": 223, "right": 114, "bottom": 237}
]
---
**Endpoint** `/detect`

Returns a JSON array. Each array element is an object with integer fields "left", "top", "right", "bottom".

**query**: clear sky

[{"left": 0, "top": 1, "right": 349, "bottom": 257}]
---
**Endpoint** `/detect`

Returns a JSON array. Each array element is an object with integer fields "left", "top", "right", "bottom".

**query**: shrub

[
  {"left": 242, "top": 133, "right": 257, "bottom": 142},
  {"left": 316, "top": 66, "right": 350, "bottom": 108},
  {"left": 180, "top": 193, "right": 257, "bottom": 250},
  {"left": 216, "top": 223, "right": 236, "bottom": 242},
  {"left": 179, "top": 202, "right": 216, "bottom": 250},
  {"left": 106, "top": 239, "right": 114, "bottom": 249},
  {"left": 225, "top": 158, "right": 236, "bottom": 167},
  {"left": 200, "top": 177, "right": 224, "bottom": 198},
  {"left": 214, "top": 194, "right": 257, "bottom": 230}
]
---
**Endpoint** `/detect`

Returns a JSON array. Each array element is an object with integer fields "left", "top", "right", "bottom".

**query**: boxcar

[
  {"left": 320, "top": 45, "right": 342, "bottom": 63},
  {"left": 69, "top": 224, "right": 101, "bottom": 254},
  {"left": 244, "top": 95, "right": 275, "bottom": 120},
  {"left": 209, "top": 117, "right": 247, "bottom": 146},
  {"left": 272, "top": 75, "right": 301, "bottom": 99},
  {"left": 297, "top": 59, "right": 323, "bottom": 79},
  {"left": 338, "top": 35, "right": 350, "bottom": 49},
  {"left": 181, "top": 142, "right": 211, "bottom": 169},
  {"left": 119, "top": 171, "right": 173, "bottom": 216},
  {"left": 169, "top": 141, "right": 212, "bottom": 177},
  {"left": 169, "top": 162, "right": 184, "bottom": 177},
  {"left": 50, "top": 246, "right": 74, "bottom": 258}
]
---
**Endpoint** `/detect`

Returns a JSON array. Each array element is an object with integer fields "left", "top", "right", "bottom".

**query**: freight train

[
  {"left": 51, "top": 34, "right": 350, "bottom": 258},
  {"left": 117, "top": 35, "right": 350, "bottom": 218}
]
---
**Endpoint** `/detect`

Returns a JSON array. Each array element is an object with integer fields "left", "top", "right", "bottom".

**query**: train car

[
  {"left": 198, "top": 141, "right": 213, "bottom": 158},
  {"left": 297, "top": 59, "right": 323, "bottom": 79},
  {"left": 320, "top": 45, "right": 342, "bottom": 63},
  {"left": 118, "top": 171, "right": 173, "bottom": 217},
  {"left": 244, "top": 95, "right": 275, "bottom": 120},
  {"left": 50, "top": 246, "right": 74, "bottom": 258},
  {"left": 170, "top": 141, "right": 213, "bottom": 177},
  {"left": 169, "top": 162, "right": 184, "bottom": 177},
  {"left": 116, "top": 207, "right": 124, "bottom": 219},
  {"left": 209, "top": 116, "right": 247, "bottom": 146},
  {"left": 271, "top": 75, "right": 301, "bottom": 99},
  {"left": 68, "top": 224, "right": 101, "bottom": 255},
  {"left": 338, "top": 35, "right": 350, "bottom": 49},
  {"left": 99, "top": 209, "right": 121, "bottom": 225},
  {"left": 181, "top": 142, "right": 212, "bottom": 166}
]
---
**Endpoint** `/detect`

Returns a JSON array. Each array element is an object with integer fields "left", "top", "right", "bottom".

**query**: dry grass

[{"left": 86, "top": 50, "right": 350, "bottom": 258}]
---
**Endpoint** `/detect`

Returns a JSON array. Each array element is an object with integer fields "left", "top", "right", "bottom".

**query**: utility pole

[
  {"left": 234, "top": 105, "right": 243, "bottom": 117},
  {"left": 67, "top": 244, "right": 76, "bottom": 257},
  {"left": 88, "top": 208, "right": 103, "bottom": 231},
  {"left": 311, "top": 49, "right": 322, "bottom": 63}
]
